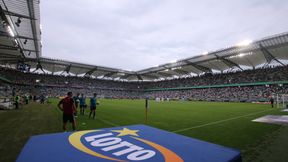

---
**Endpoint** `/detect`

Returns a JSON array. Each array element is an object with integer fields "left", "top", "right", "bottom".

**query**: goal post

[{"left": 276, "top": 93, "right": 288, "bottom": 109}]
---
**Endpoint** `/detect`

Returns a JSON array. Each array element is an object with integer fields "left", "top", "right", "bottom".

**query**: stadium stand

[
  {"left": 142, "top": 65, "right": 288, "bottom": 88},
  {"left": 0, "top": 65, "right": 287, "bottom": 102}
]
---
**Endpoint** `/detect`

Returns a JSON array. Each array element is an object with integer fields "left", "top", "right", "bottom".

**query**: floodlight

[
  {"left": 202, "top": 51, "right": 208, "bottom": 55},
  {"left": 171, "top": 66, "right": 182, "bottom": 70},
  {"left": 7, "top": 26, "right": 15, "bottom": 37},
  {"left": 170, "top": 60, "right": 177, "bottom": 63},
  {"left": 15, "top": 17, "right": 21, "bottom": 27},
  {"left": 236, "top": 40, "right": 252, "bottom": 47},
  {"left": 238, "top": 53, "right": 245, "bottom": 57}
]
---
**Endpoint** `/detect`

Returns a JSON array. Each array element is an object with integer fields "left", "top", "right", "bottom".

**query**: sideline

[{"left": 173, "top": 108, "right": 275, "bottom": 133}]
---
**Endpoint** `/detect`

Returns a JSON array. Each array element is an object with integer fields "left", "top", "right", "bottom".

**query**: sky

[{"left": 40, "top": 0, "right": 288, "bottom": 71}]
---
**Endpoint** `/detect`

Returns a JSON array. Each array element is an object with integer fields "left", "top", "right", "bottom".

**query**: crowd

[
  {"left": 0, "top": 67, "right": 140, "bottom": 90},
  {"left": 0, "top": 65, "right": 287, "bottom": 102},
  {"left": 142, "top": 65, "right": 288, "bottom": 88},
  {"left": 145, "top": 84, "right": 288, "bottom": 102}
]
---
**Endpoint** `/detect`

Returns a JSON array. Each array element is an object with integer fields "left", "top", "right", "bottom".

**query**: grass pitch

[{"left": 1, "top": 99, "right": 288, "bottom": 162}]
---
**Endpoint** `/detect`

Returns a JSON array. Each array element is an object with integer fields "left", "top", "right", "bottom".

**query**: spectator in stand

[{"left": 1, "top": 65, "right": 288, "bottom": 102}]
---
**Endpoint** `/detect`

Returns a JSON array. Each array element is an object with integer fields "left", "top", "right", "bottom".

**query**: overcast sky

[{"left": 40, "top": 0, "right": 288, "bottom": 71}]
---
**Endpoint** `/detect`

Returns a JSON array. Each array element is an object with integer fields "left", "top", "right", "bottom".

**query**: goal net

[{"left": 276, "top": 94, "right": 288, "bottom": 109}]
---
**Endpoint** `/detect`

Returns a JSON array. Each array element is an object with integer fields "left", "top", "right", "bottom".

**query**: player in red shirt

[{"left": 58, "top": 92, "right": 77, "bottom": 131}]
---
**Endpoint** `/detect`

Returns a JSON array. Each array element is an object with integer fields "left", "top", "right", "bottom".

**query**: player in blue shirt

[
  {"left": 89, "top": 93, "right": 98, "bottom": 119},
  {"left": 79, "top": 94, "right": 86, "bottom": 115},
  {"left": 72, "top": 93, "right": 80, "bottom": 116}
]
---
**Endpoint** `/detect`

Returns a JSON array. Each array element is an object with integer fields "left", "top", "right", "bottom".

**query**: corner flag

[{"left": 145, "top": 98, "right": 149, "bottom": 123}]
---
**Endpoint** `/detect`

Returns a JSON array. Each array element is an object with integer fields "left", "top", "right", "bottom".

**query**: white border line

[
  {"left": 82, "top": 112, "right": 119, "bottom": 127},
  {"left": 97, "top": 118, "right": 119, "bottom": 127},
  {"left": 173, "top": 108, "right": 274, "bottom": 133}
]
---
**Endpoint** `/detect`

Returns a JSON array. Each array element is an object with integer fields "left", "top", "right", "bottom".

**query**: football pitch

[{"left": 1, "top": 99, "right": 288, "bottom": 162}]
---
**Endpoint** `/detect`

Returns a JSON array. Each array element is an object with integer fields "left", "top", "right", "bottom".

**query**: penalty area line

[{"left": 173, "top": 108, "right": 274, "bottom": 133}]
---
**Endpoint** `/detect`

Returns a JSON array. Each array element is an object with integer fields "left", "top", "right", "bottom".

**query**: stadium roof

[
  {"left": 0, "top": 0, "right": 41, "bottom": 60},
  {"left": 0, "top": 1, "right": 288, "bottom": 81},
  {"left": 138, "top": 32, "right": 288, "bottom": 80}
]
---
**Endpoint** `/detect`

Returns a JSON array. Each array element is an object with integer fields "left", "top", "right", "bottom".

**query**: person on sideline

[
  {"left": 270, "top": 97, "right": 274, "bottom": 108},
  {"left": 89, "top": 93, "right": 98, "bottom": 119},
  {"left": 79, "top": 94, "right": 86, "bottom": 115},
  {"left": 58, "top": 92, "right": 77, "bottom": 131}
]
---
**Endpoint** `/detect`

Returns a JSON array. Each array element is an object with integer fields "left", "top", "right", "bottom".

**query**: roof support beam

[
  {"left": 0, "top": 6, "right": 26, "bottom": 58},
  {"left": 142, "top": 74, "right": 159, "bottom": 80},
  {"left": 0, "top": 46, "right": 39, "bottom": 53},
  {"left": 0, "top": 32, "right": 36, "bottom": 41},
  {"left": 259, "top": 44, "right": 284, "bottom": 66},
  {"left": 156, "top": 72, "right": 172, "bottom": 77},
  {"left": 136, "top": 75, "right": 143, "bottom": 80},
  {"left": 120, "top": 74, "right": 132, "bottom": 80},
  {"left": 215, "top": 55, "right": 243, "bottom": 71},
  {"left": 84, "top": 67, "right": 98, "bottom": 76},
  {"left": 104, "top": 72, "right": 117, "bottom": 77},
  {"left": 23, "top": 49, "right": 39, "bottom": 52},
  {"left": 61, "top": 64, "right": 71, "bottom": 75},
  {"left": 2, "top": 10, "right": 36, "bottom": 20},
  {"left": 26, "top": 0, "right": 40, "bottom": 58},
  {"left": 32, "top": 60, "right": 45, "bottom": 73},
  {"left": 185, "top": 61, "right": 212, "bottom": 73},
  {"left": 173, "top": 69, "right": 189, "bottom": 75},
  {"left": 17, "top": 35, "right": 37, "bottom": 41}
]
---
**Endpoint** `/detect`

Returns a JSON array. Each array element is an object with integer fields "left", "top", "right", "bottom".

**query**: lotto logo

[{"left": 69, "top": 128, "right": 184, "bottom": 162}]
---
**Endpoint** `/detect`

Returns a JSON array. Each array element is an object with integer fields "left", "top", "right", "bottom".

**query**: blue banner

[{"left": 17, "top": 125, "right": 241, "bottom": 162}]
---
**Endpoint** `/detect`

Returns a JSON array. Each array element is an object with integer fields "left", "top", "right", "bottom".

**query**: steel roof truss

[
  {"left": 216, "top": 55, "right": 243, "bottom": 71},
  {"left": 259, "top": 44, "right": 284, "bottom": 66},
  {"left": 185, "top": 60, "right": 212, "bottom": 72}
]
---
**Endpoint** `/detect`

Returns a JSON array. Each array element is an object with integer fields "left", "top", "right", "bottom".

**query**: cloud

[{"left": 40, "top": 0, "right": 288, "bottom": 71}]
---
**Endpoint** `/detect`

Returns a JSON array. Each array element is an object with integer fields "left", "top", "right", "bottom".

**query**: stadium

[{"left": 0, "top": 1, "right": 288, "bottom": 162}]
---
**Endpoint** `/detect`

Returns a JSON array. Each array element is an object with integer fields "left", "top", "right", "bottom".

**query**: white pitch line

[
  {"left": 97, "top": 118, "right": 119, "bottom": 127},
  {"left": 173, "top": 108, "right": 274, "bottom": 133},
  {"left": 82, "top": 111, "right": 119, "bottom": 127}
]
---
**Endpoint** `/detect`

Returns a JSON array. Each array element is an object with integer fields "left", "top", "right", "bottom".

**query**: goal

[{"left": 276, "top": 94, "right": 288, "bottom": 109}]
